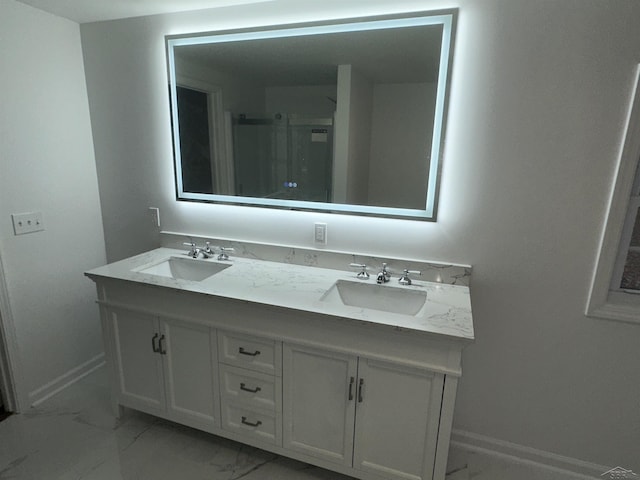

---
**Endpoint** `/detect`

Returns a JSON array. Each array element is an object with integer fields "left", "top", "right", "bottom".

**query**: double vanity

[{"left": 86, "top": 238, "right": 473, "bottom": 480}]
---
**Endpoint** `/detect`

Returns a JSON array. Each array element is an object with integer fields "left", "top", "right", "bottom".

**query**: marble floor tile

[{"left": 0, "top": 367, "right": 581, "bottom": 480}]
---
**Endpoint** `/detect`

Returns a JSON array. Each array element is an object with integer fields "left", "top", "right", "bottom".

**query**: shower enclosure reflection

[
  {"left": 177, "top": 86, "right": 334, "bottom": 201},
  {"left": 232, "top": 114, "right": 333, "bottom": 202},
  {"left": 176, "top": 84, "right": 336, "bottom": 199}
]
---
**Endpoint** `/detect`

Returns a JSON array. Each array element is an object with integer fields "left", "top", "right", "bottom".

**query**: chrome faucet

[
  {"left": 376, "top": 263, "right": 391, "bottom": 284},
  {"left": 201, "top": 242, "right": 216, "bottom": 259},
  {"left": 184, "top": 238, "right": 235, "bottom": 260},
  {"left": 183, "top": 238, "right": 218, "bottom": 259}
]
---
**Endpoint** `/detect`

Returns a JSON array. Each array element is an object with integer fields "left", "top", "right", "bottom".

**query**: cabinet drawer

[
  {"left": 220, "top": 364, "right": 281, "bottom": 411},
  {"left": 221, "top": 401, "right": 281, "bottom": 446},
  {"left": 218, "top": 331, "right": 281, "bottom": 376}
]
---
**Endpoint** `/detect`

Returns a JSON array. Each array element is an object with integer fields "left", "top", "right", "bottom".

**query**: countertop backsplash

[{"left": 160, "top": 231, "right": 472, "bottom": 286}]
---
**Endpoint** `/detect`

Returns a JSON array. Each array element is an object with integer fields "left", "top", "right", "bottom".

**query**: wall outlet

[
  {"left": 149, "top": 207, "right": 160, "bottom": 227},
  {"left": 12, "top": 211, "right": 44, "bottom": 235},
  {"left": 314, "top": 222, "right": 327, "bottom": 245}
]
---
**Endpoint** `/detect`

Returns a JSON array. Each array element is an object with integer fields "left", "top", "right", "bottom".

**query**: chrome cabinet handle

[
  {"left": 238, "top": 347, "right": 260, "bottom": 357},
  {"left": 151, "top": 333, "right": 160, "bottom": 353},
  {"left": 241, "top": 416, "right": 262, "bottom": 427},
  {"left": 358, "top": 378, "right": 364, "bottom": 403},
  {"left": 348, "top": 376, "right": 355, "bottom": 401},
  {"left": 159, "top": 334, "right": 166, "bottom": 355},
  {"left": 240, "top": 383, "right": 261, "bottom": 393}
]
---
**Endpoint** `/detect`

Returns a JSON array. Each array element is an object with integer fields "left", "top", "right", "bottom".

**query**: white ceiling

[{"left": 14, "top": 0, "right": 272, "bottom": 24}]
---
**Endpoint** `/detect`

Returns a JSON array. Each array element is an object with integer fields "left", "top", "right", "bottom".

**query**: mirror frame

[{"left": 166, "top": 10, "right": 457, "bottom": 221}]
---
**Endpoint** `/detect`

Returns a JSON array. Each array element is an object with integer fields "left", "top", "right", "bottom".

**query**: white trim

[
  {"left": 222, "top": 111, "right": 235, "bottom": 194},
  {"left": 610, "top": 197, "right": 640, "bottom": 290},
  {"left": 433, "top": 376, "right": 458, "bottom": 480},
  {"left": 175, "top": 74, "right": 234, "bottom": 195},
  {"left": 450, "top": 429, "right": 611, "bottom": 479},
  {"left": 0, "top": 250, "right": 26, "bottom": 412},
  {"left": 28, "top": 354, "right": 105, "bottom": 407},
  {"left": 586, "top": 64, "right": 640, "bottom": 324}
]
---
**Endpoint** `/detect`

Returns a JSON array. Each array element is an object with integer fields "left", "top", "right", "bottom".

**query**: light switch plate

[
  {"left": 149, "top": 207, "right": 160, "bottom": 227},
  {"left": 12, "top": 211, "right": 44, "bottom": 235}
]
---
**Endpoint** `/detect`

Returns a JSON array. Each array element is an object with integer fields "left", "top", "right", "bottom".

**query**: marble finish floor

[{"left": 0, "top": 367, "right": 581, "bottom": 480}]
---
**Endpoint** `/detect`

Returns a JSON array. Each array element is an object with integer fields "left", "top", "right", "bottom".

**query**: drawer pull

[
  {"left": 241, "top": 416, "right": 262, "bottom": 427},
  {"left": 358, "top": 378, "right": 364, "bottom": 403},
  {"left": 238, "top": 347, "right": 261, "bottom": 357},
  {"left": 151, "top": 333, "right": 160, "bottom": 353},
  {"left": 159, "top": 334, "right": 167, "bottom": 355},
  {"left": 348, "top": 376, "right": 354, "bottom": 401},
  {"left": 240, "top": 383, "right": 262, "bottom": 393}
]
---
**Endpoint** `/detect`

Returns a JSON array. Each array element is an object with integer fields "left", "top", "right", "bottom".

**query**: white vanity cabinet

[
  {"left": 283, "top": 344, "right": 357, "bottom": 465},
  {"left": 353, "top": 358, "right": 444, "bottom": 480},
  {"left": 283, "top": 344, "right": 444, "bottom": 480},
  {"left": 88, "top": 250, "right": 472, "bottom": 480},
  {"left": 107, "top": 307, "right": 219, "bottom": 431}
]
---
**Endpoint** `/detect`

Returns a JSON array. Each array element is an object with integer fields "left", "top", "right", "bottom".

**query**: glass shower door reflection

[
  {"left": 232, "top": 114, "right": 333, "bottom": 203},
  {"left": 288, "top": 122, "right": 333, "bottom": 203}
]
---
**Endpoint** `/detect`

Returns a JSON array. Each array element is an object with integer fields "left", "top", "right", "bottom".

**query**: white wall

[
  {"left": 368, "top": 82, "right": 436, "bottom": 209},
  {"left": 0, "top": 0, "right": 106, "bottom": 404},
  {"left": 175, "top": 57, "right": 265, "bottom": 113},
  {"left": 265, "top": 85, "right": 337, "bottom": 115},
  {"left": 345, "top": 66, "right": 374, "bottom": 206},
  {"left": 80, "top": 0, "right": 640, "bottom": 470},
  {"left": 333, "top": 64, "right": 373, "bottom": 205}
]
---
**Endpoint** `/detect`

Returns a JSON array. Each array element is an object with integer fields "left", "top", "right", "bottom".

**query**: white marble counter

[{"left": 86, "top": 248, "right": 474, "bottom": 342}]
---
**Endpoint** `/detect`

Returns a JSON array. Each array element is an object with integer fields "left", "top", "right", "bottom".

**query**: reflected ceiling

[
  {"left": 15, "top": 0, "right": 272, "bottom": 23},
  {"left": 178, "top": 26, "right": 443, "bottom": 86}
]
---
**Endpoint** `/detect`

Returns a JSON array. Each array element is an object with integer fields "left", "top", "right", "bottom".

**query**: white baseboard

[
  {"left": 450, "top": 429, "right": 612, "bottom": 479},
  {"left": 28, "top": 353, "right": 105, "bottom": 407}
]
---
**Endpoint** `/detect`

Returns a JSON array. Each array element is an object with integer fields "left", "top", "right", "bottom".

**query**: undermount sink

[
  {"left": 135, "top": 256, "right": 231, "bottom": 281},
  {"left": 320, "top": 280, "right": 427, "bottom": 316}
]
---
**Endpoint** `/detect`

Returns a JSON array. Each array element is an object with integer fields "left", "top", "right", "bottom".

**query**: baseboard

[
  {"left": 450, "top": 429, "right": 612, "bottom": 479},
  {"left": 28, "top": 353, "right": 105, "bottom": 407}
]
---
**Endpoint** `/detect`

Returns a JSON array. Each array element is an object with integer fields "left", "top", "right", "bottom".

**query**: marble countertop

[{"left": 86, "top": 248, "right": 474, "bottom": 342}]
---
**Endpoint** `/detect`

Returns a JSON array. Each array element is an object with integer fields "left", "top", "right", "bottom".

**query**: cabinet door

[
  {"left": 283, "top": 344, "right": 357, "bottom": 466},
  {"left": 353, "top": 359, "right": 444, "bottom": 480},
  {"left": 161, "top": 318, "right": 219, "bottom": 430},
  {"left": 110, "top": 309, "right": 165, "bottom": 413}
]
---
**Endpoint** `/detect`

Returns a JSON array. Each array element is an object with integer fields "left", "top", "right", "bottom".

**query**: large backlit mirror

[{"left": 166, "top": 10, "right": 456, "bottom": 220}]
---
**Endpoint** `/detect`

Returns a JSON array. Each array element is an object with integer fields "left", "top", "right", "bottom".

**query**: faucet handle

[
  {"left": 217, "top": 247, "right": 235, "bottom": 261},
  {"left": 398, "top": 269, "right": 422, "bottom": 285},
  {"left": 183, "top": 239, "right": 198, "bottom": 257},
  {"left": 349, "top": 263, "right": 369, "bottom": 280}
]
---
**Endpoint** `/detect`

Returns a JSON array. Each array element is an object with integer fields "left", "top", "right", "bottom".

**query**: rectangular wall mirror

[{"left": 166, "top": 10, "right": 456, "bottom": 220}]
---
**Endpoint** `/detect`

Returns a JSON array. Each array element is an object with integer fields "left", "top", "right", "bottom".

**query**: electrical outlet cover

[
  {"left": 149, "top": 207, "right": 160, "bottom": 227},
  {"left": 314, "top": 222, "right": 327, "bottom": 244}
]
